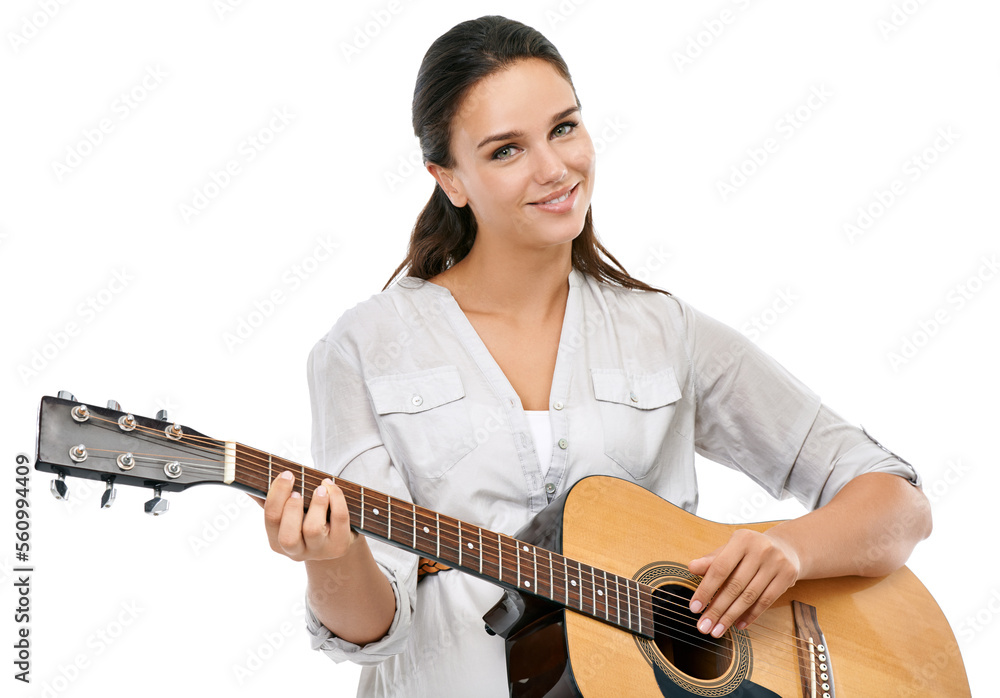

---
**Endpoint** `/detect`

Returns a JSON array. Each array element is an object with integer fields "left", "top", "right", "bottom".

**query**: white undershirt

[{"left": 524, "top": 410, "right": 553, "bottom": 479}]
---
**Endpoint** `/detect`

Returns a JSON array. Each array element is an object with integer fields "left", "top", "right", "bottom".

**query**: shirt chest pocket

[
  {"left": 591, "top": 367, "right": 682, "bottom": 480},
  {"left": 367, "top": 365, "right": 476, "bottom": 479}
]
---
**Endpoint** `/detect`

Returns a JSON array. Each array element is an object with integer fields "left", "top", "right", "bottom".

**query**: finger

[
  {"left": 301, "top": 480, "right": 333, "bottom": 550},
  {"left": 689, "top": 542, "right": 744, "bottom": 615},
  {"left": 276, "top": 484, "right": 307, "bottom": 558},
  {"left": 697, "top": 558, "right": 762, "bottom": 637},
  {"left": 734, "top": 569, "right": 797, "bottom": 631},
  {"left": 262, "top": 470, "right": 296, "bottom": 552}
]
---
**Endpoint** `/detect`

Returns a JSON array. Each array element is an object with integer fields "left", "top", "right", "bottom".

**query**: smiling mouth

[{"left": 531, "top": 183, "right": 578, "bottom": 206}]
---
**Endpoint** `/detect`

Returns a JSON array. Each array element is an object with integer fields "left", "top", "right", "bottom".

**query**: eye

[
  {"left": 492, "top": 145, "right": 519, "bottom": 161},
  {"left": 552, "top": 121, "right": 577, "bottom": 138}
]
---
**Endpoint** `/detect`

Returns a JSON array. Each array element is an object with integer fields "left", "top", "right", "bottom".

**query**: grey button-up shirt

[{"left": 304, "top": 268, "right": 919, "bottom": 697}]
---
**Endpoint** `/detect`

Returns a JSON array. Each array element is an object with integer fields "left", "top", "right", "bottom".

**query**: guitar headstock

[{"left": 35, "top": 393, "right": 230, "bottom": 514}]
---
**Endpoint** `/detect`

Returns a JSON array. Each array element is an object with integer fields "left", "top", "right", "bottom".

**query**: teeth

[{"left": 540, "top": 188, "right": 572, "bottom": 205}]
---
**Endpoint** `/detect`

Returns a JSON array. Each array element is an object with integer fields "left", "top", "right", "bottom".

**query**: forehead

[{"left": 452, "top": 58, "right": 577, "bottom": 145}]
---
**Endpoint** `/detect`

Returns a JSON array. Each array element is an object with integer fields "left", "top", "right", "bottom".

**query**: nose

[{"left": 533, "top": 141, "right": 568, "bottom": 185}]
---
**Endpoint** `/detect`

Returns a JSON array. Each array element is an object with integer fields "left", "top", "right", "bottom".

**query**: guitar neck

[{"left": 229, "top": 443, "right": 654, "bottom": 639}]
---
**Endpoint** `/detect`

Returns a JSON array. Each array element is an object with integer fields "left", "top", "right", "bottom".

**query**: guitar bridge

[{"left": 792, "top": 600, "right": 836, "bottom": 698}]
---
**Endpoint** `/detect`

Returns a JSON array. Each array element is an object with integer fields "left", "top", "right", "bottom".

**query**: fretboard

[{"left": 231, "top": 443, "right": 654, "bottom": 638}]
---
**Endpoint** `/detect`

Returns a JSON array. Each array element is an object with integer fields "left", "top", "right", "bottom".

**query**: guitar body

[{"left": 485, "top": 476, "right": 969, "bottom": 698}]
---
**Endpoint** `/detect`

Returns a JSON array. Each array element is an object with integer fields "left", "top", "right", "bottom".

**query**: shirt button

[
  {"left": 553, "top": 401, "right": 564, "bottom": 410},
  {"left": 558, "top": 438, "right": 568, "bottom": 450},
  {"left": 629, "top": 391, "right": 638, "bottom": 403},
  {"left": 411, "top": 395, "right": 423, "bottom": 407},
  {"left": 544, "top": 483, "right": 556, "bottom": 495}
]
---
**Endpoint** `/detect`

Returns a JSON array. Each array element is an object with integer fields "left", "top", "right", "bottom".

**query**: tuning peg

[
  {"left": 101, "top": 479, "right": 117, "bottom": 509},
  {"left": 107, "top": 400, "right": 121, "bottom": 411},
  {"left": 57, "top": 390, "right": 76, "bottom": 401},
  {"left": 144, "top": 486, "right": 169, "bottom": 516},
  {"left": 156, "top": 409, "right": 168, "bottom": 421},
  {"left": 50, "top": 473, "right": 69, "bottom": 500}
]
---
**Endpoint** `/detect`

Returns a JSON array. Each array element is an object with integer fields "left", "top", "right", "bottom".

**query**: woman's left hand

[{"left": 687, "top": 529, "right": 801, "bottom": 637}]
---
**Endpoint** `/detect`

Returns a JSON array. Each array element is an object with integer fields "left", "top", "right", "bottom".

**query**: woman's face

[{"left": 429, "top": 58, "right": 596, "bottom": 254}]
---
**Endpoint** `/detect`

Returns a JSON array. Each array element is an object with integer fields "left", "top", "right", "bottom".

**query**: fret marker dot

[
  {"left": 571, "top": 580, "right": 578, "bottom": 587},
  {"left": 423, "top": 527, "right": 430, "bottom": 534},
  {"left": 523, "top": 545, "right": 529, "bottom": 552},
  {"left": 524, "top": 580, "right": 531, "bottom": 588},
  {"left": 597, "top": 590, "right": 604, "bottom": 596},
  {"left": 372, "top": 508, "right": 379, "bottom": 516},
  {"left": 467, "top": 542, "right": 473, "bottom": 549}
]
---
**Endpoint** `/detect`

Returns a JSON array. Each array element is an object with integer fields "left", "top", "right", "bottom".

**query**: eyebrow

[{"left": 475, "top": 106, "right": 580, "bottom": 150}]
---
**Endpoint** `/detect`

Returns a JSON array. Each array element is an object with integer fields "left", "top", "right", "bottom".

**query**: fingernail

[
  {"left": 736, "top": 620, "right": 748, "bottom": 630},
  {"left": 315, "top": 485, "right": 327, "bottom": 497},
  {"left": 698, "top": 618, "right": 712, "bottom": 634},
  {"left": 690, "top": 600, "right": 703, "bottom": 614},
  {"left": 711, "top": 623, "right": 726, "bottom": 638},
  {"left": 280, "top": 471, "right": 294, "bottom": 481},
  {"left": 290, "top": 491, "right": 301, "bottom": 499}
]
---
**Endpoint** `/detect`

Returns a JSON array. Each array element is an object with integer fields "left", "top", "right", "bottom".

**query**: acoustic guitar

[{"left": 34, "top": 394, "right": 970, "bottom": 697}]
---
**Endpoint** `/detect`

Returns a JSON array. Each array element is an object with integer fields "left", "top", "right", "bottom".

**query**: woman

[{"left": 258, "top": 15, "right": 930, "bottom": 697}]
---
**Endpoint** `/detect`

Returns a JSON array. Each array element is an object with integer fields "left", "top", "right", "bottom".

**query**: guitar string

[{"left": 74, "top": 414, "right": 822, "bottom": 676}]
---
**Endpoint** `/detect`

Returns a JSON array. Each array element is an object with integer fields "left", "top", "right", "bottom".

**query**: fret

[
  {"left": 412, "top": 506, "right": 417, "bottom": 548},
  {"left": 360, "top": 489, "right": 365, "bottom": 529},
  {"left": 497, "top": 533, "right": 504, "bottom": 584},
  {"left": 267, "top": 453, "right": 272, "bottom": 488},
  {"left": 564, "top": 556, "right": 570, "bottom": 606},
  {"left": 516, "top": 540, "right": 521, "bottom": 590},
  {"left": 600, "top": 570, "right": 608, "bottom": 620},
  {"left": 547, "top": 551, "right": 554, "bottom": 599},
  {"left": 614, "top": 574, "right": 622, "bottom": 627},
  {"left": 435, "top": 513, "right": 440, "bottom": 559},
  {"left": 635, "top": 581, "right": 646, "bottom": 637},
  {"left": 458, "top": 523, "right": 462, "bottom": 567},
  {"left": 387, "top": 495, "right": 392, "bottom": 541},
  {"left": 478, "top": 528, "right": 483, "bottom": 575},
  {"left": 625, "top": 579, "right": 634, "bottom": 632}
]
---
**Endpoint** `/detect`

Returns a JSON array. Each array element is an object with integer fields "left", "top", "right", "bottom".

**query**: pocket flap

[
  {"left": 591, "top": 368, "right": 681, "bottom": 410},
  {"left": 368, "top": 365, "right": 466, "bottom": 415}
]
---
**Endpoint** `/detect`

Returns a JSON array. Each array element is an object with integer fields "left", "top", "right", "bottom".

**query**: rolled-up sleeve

[
  {"left": 304, "top": 334, "right": 419, "bottom": 664},
  {"left": 680, "top": 298, "right": 921, "bottom": 509}
]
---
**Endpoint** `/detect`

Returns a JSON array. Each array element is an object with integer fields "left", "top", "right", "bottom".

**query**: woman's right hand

[{"left": 251, "top": 470, "right": 358, "bottom": 562}]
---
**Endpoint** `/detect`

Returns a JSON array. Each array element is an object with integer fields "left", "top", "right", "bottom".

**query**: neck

[{"left": 438, "top": 239, "right": 573, "bottom": 319}]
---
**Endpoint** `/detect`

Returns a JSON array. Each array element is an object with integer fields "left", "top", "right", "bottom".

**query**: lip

[{"left": 528, "top": 182, "right": 579, "bottom": 212}]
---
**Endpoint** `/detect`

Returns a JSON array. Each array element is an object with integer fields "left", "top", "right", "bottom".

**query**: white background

[{"left": 2, "top": 1, "right": 997, "bottom": 696}]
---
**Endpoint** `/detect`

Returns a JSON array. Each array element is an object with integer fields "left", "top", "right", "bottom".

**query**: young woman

[{"left": 258, "top": 16, "right": 930, "bottom": 697}]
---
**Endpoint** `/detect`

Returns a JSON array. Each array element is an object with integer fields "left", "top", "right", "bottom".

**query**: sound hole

[{"left": 652, "top": 584, "right": 733, "bottom": 681}]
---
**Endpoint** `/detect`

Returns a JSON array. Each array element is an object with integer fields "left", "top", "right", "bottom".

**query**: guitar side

[{"left": 552, "top": 476, "right": 969, "bottom": 697}]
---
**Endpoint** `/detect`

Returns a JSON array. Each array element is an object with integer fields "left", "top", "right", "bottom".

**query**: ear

[{"left": 426, "top": 162, "right": 468, "bottom": 208}]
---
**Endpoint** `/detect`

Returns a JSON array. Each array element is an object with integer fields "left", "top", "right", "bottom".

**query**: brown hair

[{"left": 384, "top": 15, "right": 666, "bottom": 295}]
